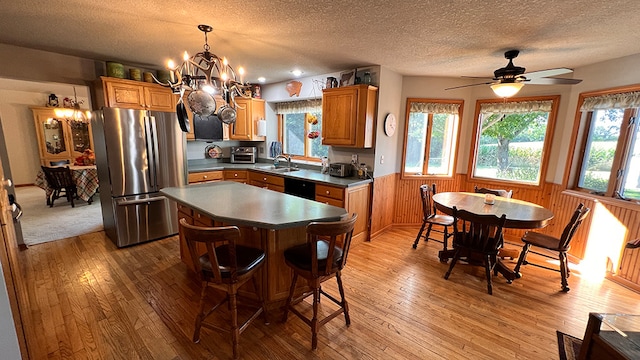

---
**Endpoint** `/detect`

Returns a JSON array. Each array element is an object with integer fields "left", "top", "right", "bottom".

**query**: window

[
  {"left": 276, "top": 100, "right": 328, "bottom": 160},
  {"left": 402, "top": 99, "right": 462, "bottom": 177},
  {"left": 571, "top": 88, "right": 640, "bottom": 200},
  {"left": 470, "top": 96, "right": 559, "bottom": 185}
]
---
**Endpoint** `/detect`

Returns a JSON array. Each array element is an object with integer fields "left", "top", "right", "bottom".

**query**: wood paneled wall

[{"left": 370, "top": 172, "right": 640, "bottom": 290}]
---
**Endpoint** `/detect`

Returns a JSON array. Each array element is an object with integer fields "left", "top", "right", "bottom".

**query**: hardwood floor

[{"left": 15, "top": 227, "right": 640, "bottom": 359}]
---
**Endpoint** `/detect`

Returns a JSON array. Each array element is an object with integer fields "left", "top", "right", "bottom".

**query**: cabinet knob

[
  {"left": 203, "top": 175, "right": 208, "bottom": 179},
  {"left": 326, "top": 190, "right": 330, "bottom": 195},
  {"left": 234, "top": 173, "right": 238, "bottom": 177},
  {"left": 263, "top": 177, "right": 267, "bottom": 181}
]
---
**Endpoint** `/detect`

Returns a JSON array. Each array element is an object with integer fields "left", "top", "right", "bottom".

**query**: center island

[{"left": 161, "top": 181, "right": 348, "bottom": 311}]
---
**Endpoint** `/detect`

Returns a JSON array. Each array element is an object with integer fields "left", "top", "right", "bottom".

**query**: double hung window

[{"left": 276, "top": 99, "right": 328, "bottom": 160}]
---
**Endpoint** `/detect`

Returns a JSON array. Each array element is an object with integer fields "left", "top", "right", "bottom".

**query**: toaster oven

[
  {"left": 230, "top": 146, "right": 257, "bottom": 164},
  {"left": 329, "top": 163, "right": 353, "bottom": 177}
]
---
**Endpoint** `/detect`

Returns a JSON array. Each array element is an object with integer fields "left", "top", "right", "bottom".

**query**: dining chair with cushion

[
  {"left": 282, "top": 213, "right": 357, "bottom": 350},
  {"left": 513, "top": 203, "right": 590, "bottom": 292},
  {"left": 444, "top": 206, "right": 507, "bottom": 295},
  {"left": 179, "top": 218, "right": 266, "bottom": 360},
  {"left": 474, "top": 185, "right": 513, "bottom": 199},
  {"left": 412, "top": 184, "right": 454, "bottom": 255},
  {"left": 41, "top": 165, "right": 77, "bottom": 207}
]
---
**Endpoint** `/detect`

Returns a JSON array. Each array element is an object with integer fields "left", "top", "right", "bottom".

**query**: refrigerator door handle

[
  {"left": 116, "top": 196, "right": 167, "bottom": 206},
  {"left": 144, "top": 115, "right": 157, "bottom": 189},
  {"left": 149, "top": 115, "right": 160, "bottom": 190}
]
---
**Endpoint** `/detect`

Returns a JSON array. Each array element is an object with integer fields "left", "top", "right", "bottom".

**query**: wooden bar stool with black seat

[
  {"left": 282, "top": 213, "right": 358, "bottom": 350},
  {"left": 41, "top": 165, "right": 77, "bottom": 207},
  {"left": 513, "top": 203, "right": 590, "bottom": 292},
  {"left": 444, "top": 206, "right": 507, "bottom": 295},
  {"left": 179, "top": 218, "right": 266, "bottom": 360},
  {"left": 412, "top": 184, "right": 454, "bottom": 255}
]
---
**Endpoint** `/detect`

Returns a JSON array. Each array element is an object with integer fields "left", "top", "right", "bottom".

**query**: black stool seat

[
  {"left": 199, "top": 244, "right": 265, "bottom": 280},
  {"left": 284, "top": 241, "right": 343, "bottom": 272}
]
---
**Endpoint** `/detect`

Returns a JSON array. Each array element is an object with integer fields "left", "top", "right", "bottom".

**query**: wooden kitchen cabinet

[
  {"left": 322, "top": 84, "right": 377, "bottom": 148},
  {"left": 188, "top": 170, "right": 224, "bottom": 184},
  {"left": 316, "top": 182, "right": 371, "bottom": 244},
  {"left": 230, "top": 98, "right": 265, "bottom": 141},
  {"left": 94, "top": 76, "right": 175, "bottom": 112},
  {"left": 224, "top": 170, "right": 248, "bottom": 183},
  {"left": 248, "top": 171, "right": 284, "bottom": 192},
  {"left": 31, "top": 107, "right": 94, "bottom": 166}
]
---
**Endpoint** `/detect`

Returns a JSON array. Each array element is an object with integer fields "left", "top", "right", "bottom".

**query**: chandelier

[
  {"left": 154, "top": 24, "right": 250, "bottom": 125},
  {"left": 52, "top": 87, "right": 91, "bottom": 124}
]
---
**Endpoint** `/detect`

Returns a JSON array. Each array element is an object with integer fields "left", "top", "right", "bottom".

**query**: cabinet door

[
  {"left": 105, "top": 80, "right": 146, "bottom": 109},
  {"left": 322, "top": 87, "right": 359, "bottom": 146},
  {"left": 67, "top": 121, "right": 93, "bottom": 157},
  {"left": 31, "top": 107, "right": 74, "bottom": 165},
  {"left": 230, "top": 98, "right": 252, "bottom": 140},
  {"left": 144, "top": 86, "right": 175, "bottom": 112}
]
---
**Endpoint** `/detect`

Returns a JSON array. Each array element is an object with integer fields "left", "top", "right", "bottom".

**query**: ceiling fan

[{"left": 446, "top": 50, "right": 582, "bottom": 97}]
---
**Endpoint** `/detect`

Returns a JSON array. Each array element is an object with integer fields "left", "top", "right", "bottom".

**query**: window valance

[
  {"left": 480, "top": 100, "right": 553, "bottom": 115},
  {"left": 410, "top": 102, "right": 460, "bottom": 115},
  {"left": 275, "top": 99, "right": 322, "bottom": 114},
  {"left": 580, "top": 91, "right": 640, "bottom": 111}
]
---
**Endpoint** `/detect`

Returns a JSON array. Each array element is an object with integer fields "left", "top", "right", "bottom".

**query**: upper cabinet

[
  {"left": 31, "top": 107, "right": 94, "bottom": 166},
  {"left": 94, "top": 76, "right": 175, "bottom": 112},
  {"left": 322, "top": 84, "right": 377, "bottom": 148},
  {"left": 230, "top": 98, "right": 265, "bottom": 141}
]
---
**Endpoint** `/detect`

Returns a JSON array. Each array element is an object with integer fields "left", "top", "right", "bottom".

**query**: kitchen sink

[{"left": 257, "top": 166, "right": 300, "bottom": 173}]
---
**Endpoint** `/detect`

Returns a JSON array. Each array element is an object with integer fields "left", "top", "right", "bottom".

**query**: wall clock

[{"left": 384, "top": 113, "right": 397, "bottom": 136}]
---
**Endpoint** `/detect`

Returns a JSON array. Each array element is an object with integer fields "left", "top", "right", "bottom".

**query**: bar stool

[
  {"left": 179, "top": 218, "right": 266, "bottom": 360},
  {"left": 281, "top": 213, "right": 358, "bottom": 350}
]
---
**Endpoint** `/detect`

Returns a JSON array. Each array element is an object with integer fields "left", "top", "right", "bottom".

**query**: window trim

[
  {"left": 565, "top": 84, "right": 640, "bottom": 199},
  {"left": 400, "top": 98, "right": 463, "bottom": 180},
  {"left": 467, "top": 95, "right": 560, "bottom": 188}
]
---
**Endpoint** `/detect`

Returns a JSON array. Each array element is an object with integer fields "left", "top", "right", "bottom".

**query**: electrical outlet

[
  {"left": 351, "top": 154, "right": 358, "bottom": 164},
  {"left": 259, "top": 146, "right": 264, "bottom": 154},
  {"left": 380, "top": 155, "right": 384, "bottom": 164}
]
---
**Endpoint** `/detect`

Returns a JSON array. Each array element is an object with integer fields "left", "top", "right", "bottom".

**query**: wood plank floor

[{"left": 14, "top": 227, "right": 640, "bottom": 359}]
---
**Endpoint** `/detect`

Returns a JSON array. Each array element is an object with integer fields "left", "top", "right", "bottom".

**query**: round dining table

[{"left": 432, "top": 192, "right": 554, "bottom": 281}]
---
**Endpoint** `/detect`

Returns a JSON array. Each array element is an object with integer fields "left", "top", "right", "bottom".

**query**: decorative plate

[{"left": 205, "top": 144, "right": 223, "bottom": 159}]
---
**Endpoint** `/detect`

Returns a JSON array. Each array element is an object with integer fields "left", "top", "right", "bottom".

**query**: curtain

[
  {"left": 480, "top": 100, "right": 553, "bottom": 115},
  {"left": 410, "top": 102, "right": 460, "bottom": 115},
  {"left": 275, "top": 99, "right": 322, "bottom": 114},
  {"left": 580, "top": 91, "right": 640, "bottom": 111}
]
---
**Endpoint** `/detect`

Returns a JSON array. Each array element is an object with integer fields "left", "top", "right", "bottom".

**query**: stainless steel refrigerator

[{"left": 92, "top": 108, "right": 187, "bottom": 247}]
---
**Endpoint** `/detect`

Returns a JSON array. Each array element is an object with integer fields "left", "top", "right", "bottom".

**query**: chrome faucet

[{"left": 273, "top": 154, "right": 292, "bottom": 169}]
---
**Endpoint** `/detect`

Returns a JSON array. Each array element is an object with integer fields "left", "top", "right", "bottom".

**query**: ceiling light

[
  {"left": 53, "top": 87, "right": 91, "bottom": 124},
  {"left": 291, "top": 69, "right": 303, "bottom": 77},
  {"left": 154, "top": 24, "right": 250, "bottom": 124},
  {"left": 490, "top": 82, "right": 524, "bottom": 98},
  {"left": 257, "top": 77, "right": 266, "bottom": 83}
]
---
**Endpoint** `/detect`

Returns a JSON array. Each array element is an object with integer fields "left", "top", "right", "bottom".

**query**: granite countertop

[
  {"left": 187, "top": 159, "right": 372, "bottom": 188},
  {"left": 161, "top": 181, "right": 347, "bottom": 230}
]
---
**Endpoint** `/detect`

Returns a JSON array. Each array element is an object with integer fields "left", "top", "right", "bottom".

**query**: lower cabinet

[
  {"left": 248, "top": 172, "right": 285, "bottom": 192},
  {"left": 315, "top": 183, "right": 371, "bottom": 245},
  {"left": 223, "top": 170, "right": 247, "bottom": 183}
]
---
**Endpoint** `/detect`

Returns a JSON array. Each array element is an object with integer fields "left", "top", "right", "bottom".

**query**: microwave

[
  {"left": 329, "top": 163, "right": 353, "bottom": 177},
  {"left": 230, "top": 146, "right": 257, "bottom": 163}
]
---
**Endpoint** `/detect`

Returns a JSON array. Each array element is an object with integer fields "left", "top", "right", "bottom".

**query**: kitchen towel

[{"left": 270, "top": 141, "right": 282, "bottom": 158}]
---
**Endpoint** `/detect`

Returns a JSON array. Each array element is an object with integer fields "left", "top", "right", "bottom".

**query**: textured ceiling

[{"left": 2, "top": 0, "right": 640, "bottom": 84}]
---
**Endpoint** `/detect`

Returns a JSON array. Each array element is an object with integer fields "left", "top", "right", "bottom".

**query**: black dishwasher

[{"left": 284, "top": 178, "right": 316, "bottom": 200}]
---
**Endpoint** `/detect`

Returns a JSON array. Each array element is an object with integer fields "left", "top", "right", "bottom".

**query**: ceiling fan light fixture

[{"left": 490, "top": 82, "right": 524, "bottom": 98}]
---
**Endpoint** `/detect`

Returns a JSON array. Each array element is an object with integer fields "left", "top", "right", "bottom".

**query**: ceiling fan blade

[
  {"left": 526, "top": 77, "right": 582, "bottom": 85},
  {"left": 524, "top": 68, "right": 573, "bottom": 79},
  {"left": 461, "top": 76, "right": 494, "bottom": 80},
  {"left": 445, "top": 81, "right": 495, "bottom": 90}
]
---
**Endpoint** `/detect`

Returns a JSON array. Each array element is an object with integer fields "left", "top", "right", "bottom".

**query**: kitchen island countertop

[{"left": 161, "top": 181, "right": 347, "bottom": 230}]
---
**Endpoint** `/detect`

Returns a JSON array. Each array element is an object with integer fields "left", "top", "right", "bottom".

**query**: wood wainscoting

[{"left": 380, "top": 173, "right": 640, "bottom": 291}]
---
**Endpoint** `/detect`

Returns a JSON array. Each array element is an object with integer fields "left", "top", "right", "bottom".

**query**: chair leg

[
  {"left": 335, "top": 271, "right": 350, "bottom": 326},
  {"left": 252, "top": 274, "right": 268, "bottom": 324},
  {"left": 485, "top": 254, "right": 493, "bottom": 295},
  {"left": 193, "top": 283, "right": 208, "bottom": 343},
  {"left": 443, "top": 226, "right": 449, "bottom": 250},
  {"left": 413, "top": 220, "right": 427, "bottom": 249},
  {"left": 424, "top": 223, "right": 434, "bottom": 243},
  {"left": 513, "top": 243, "right": 531, "bottom": 278},
  {"left": 229, "top": 291, "right": 239, "bottom": 359},
  {"left": 311, "top": 285, "right": 320, "bottom": 350},
  {"left": 444, "top": 249, "right": 461, "bottom": 280},
  {"left": 559, "top": 252, "right": 570, "bottom": 292},
  {"left": 282, "top": 273, "right": 298, "bottom": 322}
]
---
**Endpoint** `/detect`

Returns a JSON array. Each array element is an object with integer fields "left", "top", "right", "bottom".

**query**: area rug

[
  {"left": 557, "top": 330, "right": 582, "bottom": 360},
  {"left": 16, "top": 186, "right": 103, "bottom": 245}
]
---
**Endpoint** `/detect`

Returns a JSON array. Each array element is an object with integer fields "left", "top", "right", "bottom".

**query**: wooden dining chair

[
  {"left": 282, "top": 213, "right": 357, "bottom": 350},
  {"left": 474, "top": 185, "right": 513, "bottom": 199},
  {"left": 179, "top": 218, "right": 266, "bottom": 360},
  {"left": 41, "top": 166, "right": 77, "bottom": 207},
  {"left": 513, "top": 203, "right": 590, "bottom": 292},
  {"left": 412, "top": 184, "right": 454, "bottom": 254},
  {"left": 444, "top": 206, "right": 507, "bottom": 295},
  {"left": 49, "top": 159, "right": 70, "bottom": 166}
]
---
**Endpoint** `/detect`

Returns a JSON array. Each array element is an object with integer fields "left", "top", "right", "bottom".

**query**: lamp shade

[{"left": 490, "top": 82, "right": 524, "bottom": 98}]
